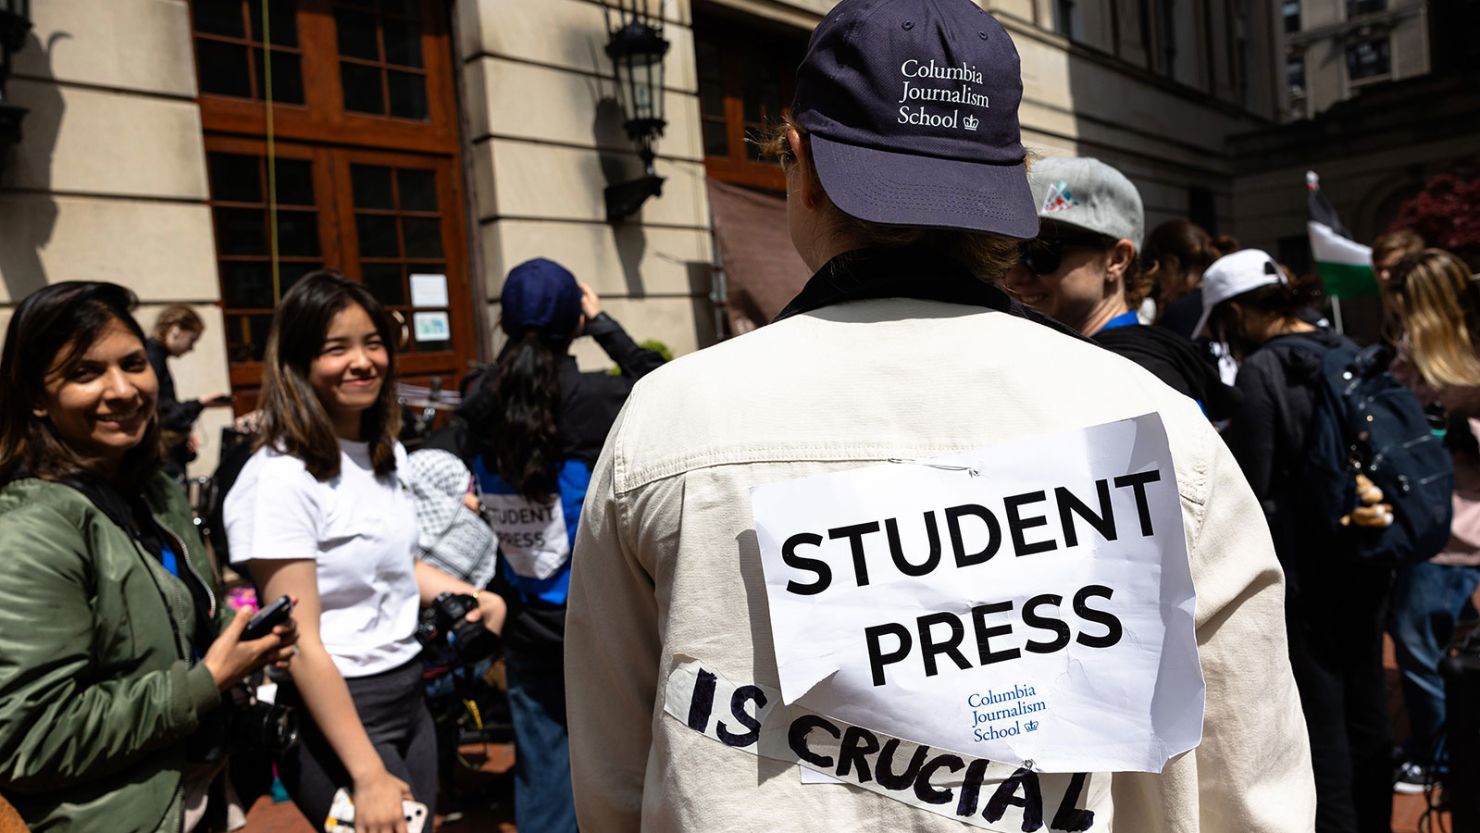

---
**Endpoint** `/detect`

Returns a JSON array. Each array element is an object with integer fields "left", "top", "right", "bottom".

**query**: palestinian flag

[{"left": 1307, "top": 171, "right": 1379, "bottom": 297}]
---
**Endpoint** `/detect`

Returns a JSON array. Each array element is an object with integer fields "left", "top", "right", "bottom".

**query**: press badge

[{"left": 749, "top": 413, "right": 1203, "bottom": 775}]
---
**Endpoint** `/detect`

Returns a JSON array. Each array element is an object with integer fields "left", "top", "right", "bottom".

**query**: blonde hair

[
  {"left": 1390, "top": 248, "right": 1480, "bottom": 388},
  {"left": 757, "top": 114, "right": 1020, "bottom": 282},
  {"left": 1373, "top": 229, "right": 1424, "bottom": 264},
  {"left": 151, "top": 304, "right": 204, "bottom": 340}
]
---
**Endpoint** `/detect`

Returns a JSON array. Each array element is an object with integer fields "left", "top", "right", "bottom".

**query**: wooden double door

[{"left": 191, "top": 0, "right": 477, "bottom": 404}]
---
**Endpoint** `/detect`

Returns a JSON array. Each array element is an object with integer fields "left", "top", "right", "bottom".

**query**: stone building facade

[{"left": 0, "top": 0, "right": 1284, "bottom": 473}]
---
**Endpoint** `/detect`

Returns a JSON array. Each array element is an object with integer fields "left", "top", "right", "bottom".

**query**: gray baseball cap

[{"left": 1026, "top": 157, "right": 1144, "bottom": 248}]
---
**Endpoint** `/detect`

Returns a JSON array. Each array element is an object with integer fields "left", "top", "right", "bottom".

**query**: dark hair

[
  {"left": 256, "top": 271, "right": 400, "bottom": 480},
  {"left": 1206, "top": 274, "right": 1325, "bottom": 354},
  {"left": 1142, "top": 220, "right": 1218, "bottom": 308},
  {"left": 0, "top": 282, "right": 162, "bottom": 487},
  {"left": 465, "top": 326, "right": 563, "bottom": 502}
]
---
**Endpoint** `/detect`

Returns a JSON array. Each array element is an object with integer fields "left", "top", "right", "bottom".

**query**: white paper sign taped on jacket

[
  {"left": 751, "top": 414, "right": 1204, "bottom": 774},
  {"left": 473, "top": 456, "right": 588, "bottom": 604}
]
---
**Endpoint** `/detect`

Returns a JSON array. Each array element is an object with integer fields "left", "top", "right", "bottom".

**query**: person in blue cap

[
  {"left": 459, "top": 257, "right": 665, "bottom": 833},
  {"left": 564, "top": 0, "right": 1313, "bottom": 830}
]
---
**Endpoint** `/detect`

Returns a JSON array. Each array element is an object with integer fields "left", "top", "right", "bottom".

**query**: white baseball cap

[{"left": 1193, "top": 249, "right": 1286, "bottom": 337}]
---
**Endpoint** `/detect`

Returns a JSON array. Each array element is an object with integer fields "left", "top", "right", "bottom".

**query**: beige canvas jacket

[{"left": 566, "top": 295, "right": 1315, "bottom": 833}]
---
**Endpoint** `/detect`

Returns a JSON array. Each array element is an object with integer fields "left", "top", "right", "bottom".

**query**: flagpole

[{"left": 1331, "top": 295, "right": 1345, "bottom": 334}]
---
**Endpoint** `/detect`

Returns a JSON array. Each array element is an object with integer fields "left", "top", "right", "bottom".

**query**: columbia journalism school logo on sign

[
  {"left": 1042, "top": 180, "right": 1076, "bottom": 213},
  {"left": 896, "top": 58, "right": 990, "bottom": 131}
]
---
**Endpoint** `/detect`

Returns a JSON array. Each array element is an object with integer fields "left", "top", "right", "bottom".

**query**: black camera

[
  {"left": 189, "top": 688, "right": 299, "bottom": 763},
  {"left": 416, "top": 592, "right": 502, "bottom": 664}
]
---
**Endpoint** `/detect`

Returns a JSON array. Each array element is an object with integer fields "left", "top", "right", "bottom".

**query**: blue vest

[{"left": 471, "top": 456, "right": 591, "bottom": 606}]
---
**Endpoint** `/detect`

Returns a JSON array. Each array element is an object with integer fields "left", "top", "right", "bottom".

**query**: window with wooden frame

[
  {"left": 190, "top": 0, "right": 473, "bottom": 398},
  {"left": 693, "top": 9, "right": 808, "bottom": 192}
]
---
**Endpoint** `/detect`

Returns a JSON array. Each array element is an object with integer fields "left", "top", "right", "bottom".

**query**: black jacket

[
  {"left": 1093, "top": 323, "right": 1241, "bottom": 421},
  {"left": 146, "top": 338, "right": 204, "bottom": 477}
]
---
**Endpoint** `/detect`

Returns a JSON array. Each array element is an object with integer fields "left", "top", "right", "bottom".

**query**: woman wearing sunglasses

[{"left": 1005, "top": 157, "right": 1238, "bottom": 420}]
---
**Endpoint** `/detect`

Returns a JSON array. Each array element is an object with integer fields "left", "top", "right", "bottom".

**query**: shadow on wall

[{"left": 0, "top": 30, "right": 67, "bottom": 303}]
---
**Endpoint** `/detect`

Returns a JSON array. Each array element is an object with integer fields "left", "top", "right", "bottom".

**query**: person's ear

[
  {"left": 788, "top": 128, "right": 821, "bottom": 210},
  {"left": 1104, "top": 239, "right": 1136, "bottom": 285}
]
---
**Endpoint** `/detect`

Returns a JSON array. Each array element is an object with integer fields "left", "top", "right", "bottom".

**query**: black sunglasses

[{"left": 1018, "top": 231, "right": 1116, "bottom": 276}]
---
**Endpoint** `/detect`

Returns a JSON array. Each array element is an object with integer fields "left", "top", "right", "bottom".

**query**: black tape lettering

[
  {"left": 1056, "top": 480, "right": 1117, "bottom": 547},
  {"left": 971, "top": 601, "right": 1022, "bottom": 665},
  {"left": 955, "top": 758, "right": 991, "bottom": 817},
  {"left": 914, "top": 752, "right": 965, "bottom": 805},
  {"left": 1112, "top": 470, "right": 1162, "bottom": 536},
  {"left": 946, "top": 504, "right": 1002, "bottom": 568},
  {"left": 1073, "top": 585, "right": 1123, "bottom": 648},
  {"left": 828, "top": 522, "right": 882, "bottom": 587},
  {"left": 782, "top": 532, "right": 831, "bottom": 596},
  {"left": 983, "top": 766, "right": 1045, "bottom": 831},
  {"left": 1050, "top": 772, "right": 1096, "bottom": 833},
  {"left": 918, "top": 612, "right": 972, "bottom": 677},
  {"left": 686, "top": 668, "right": 717, "bottom": 733},
  {"left": 837, "top": 725, "right": 881, "bottom": 783},
  {"left": 788, "top": 714, "right": 840, "bottom": 769},
  {"left": 885, "top": 512, "right": 942, "bottom": 577},
  {"left": 716, "top": 685, "right": 767, "bottom": 748},
  {"left": 875, "top": 739, "right": 930, "bottom": 791},
  {"left": 866, "top": 623, "right": 913, "bottom": 687},
  {"left": 1004, "top": 490, "right": 1056, "bottom": 556},
  {"left": 1022, "top": 594, "right": 1071, "bottom": 654}
]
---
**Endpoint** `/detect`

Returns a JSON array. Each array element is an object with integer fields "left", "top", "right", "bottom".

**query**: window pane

[
  {"left": 702, "top": 119, "right": 728, "bottom": 157},
  {"left": 1346, "top": 38, "right": 1390, "bottom": 79},
  {"left": 387, "top": 71, "right": 428, "bottom": 120},
  {"left": 216, "top": 207, "right": 267, "bottom": 255},
  {"left": 403, "top": 217, "right": 442, "bottom": 258},
  {"left": 194, "top": 2, "right": 247, "bottom": 38},
  {"left": 254, "top": 48, "right": 305, "bottom": 104},
  {"left": 397, "top": 169, "right": 437, "bottom": 212},
  {"left": 248, "top": 0, "right": 299, "bottom": 46},
  {"left": 357, "top": 214, "right": 400, "bottom": 257},
  {"left": 352, "top": 165, "right": 395, "bottom": 208},
  {"left": 341, "top": 62, "right": 386, "bottom": 114},
  {"left": 197, "top": 39, "right": 253, "bottom": 98},
  {"left": 221, "top": 261, "right": 274, "bottom": 309},
  {"left": 362, "top": 263, "right": 405, "bottom": 305},
  {"left": 744, "top": 126, "right": 765, "bottom": 161},
  {"left": 699, "top": 79, "right": 724, "bottom": 118},
  {"left": 275, "top": 210, "right": 321, "bottom": 257},
  {"left": 226, "top": 313, "right": 274, "bottom": 363},
  {"left": 273, "top": 158, "right": 315, "bottom": 207},
  {"left": 208, "top": 153, "right": 261, "bottom": 203},
  {"left": 380, "top": 0, "right": 416, "bottom": 15},
  {"left": 335, "top": 8, "right": 380, "bottom": 60},
  {"left": 383, "top": 18, "right": 423, "bottom": 67}
]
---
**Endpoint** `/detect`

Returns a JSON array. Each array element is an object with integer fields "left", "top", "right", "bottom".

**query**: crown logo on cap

[{"left": 963, "top": 114, "right": 980, "bottom": 131}]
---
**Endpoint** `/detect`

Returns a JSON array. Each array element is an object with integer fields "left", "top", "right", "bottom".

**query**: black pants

[
  {"left": 276, "top": 658, "right": 437, "bottom": 829},
  {"left": 1287, "top": 566, "right": 1393, "bottom": 833}
]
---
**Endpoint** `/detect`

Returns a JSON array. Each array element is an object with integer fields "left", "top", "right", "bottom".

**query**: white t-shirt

[{"left": 225, "top": 439, "right": 422, "bottom": 677}]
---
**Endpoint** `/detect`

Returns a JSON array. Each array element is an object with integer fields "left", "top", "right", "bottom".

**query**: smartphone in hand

[{"left": 242, "top": 595, "right": 293, "bottom": 642}]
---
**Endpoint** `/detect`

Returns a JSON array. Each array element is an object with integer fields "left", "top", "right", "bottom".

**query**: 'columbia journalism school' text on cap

[{"left": 792, "top": 0, "right": 1038, "bottom": 238}]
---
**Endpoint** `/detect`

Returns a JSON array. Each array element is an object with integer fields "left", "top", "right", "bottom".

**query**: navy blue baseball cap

[
  {"left": 793, "top": 0, "right": 1037, "bottom": 238},
  {"left": 501, "top": 258, "right": 583, "bottom": 339}
]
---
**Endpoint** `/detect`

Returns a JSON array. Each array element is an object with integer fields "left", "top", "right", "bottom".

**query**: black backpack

[{"left": 1296, "top": 340, "right": 1453, "bottom": 565}]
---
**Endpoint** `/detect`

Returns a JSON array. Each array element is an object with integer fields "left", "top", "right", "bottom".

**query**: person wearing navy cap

[
  {"left": 565, "top": 0, "right": 1313, "bottom": 830},
  {"left": 459, "top": 258, "right": 666, "bottom": 833}
]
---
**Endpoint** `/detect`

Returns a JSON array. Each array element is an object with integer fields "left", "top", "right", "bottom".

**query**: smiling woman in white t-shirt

[{"left": 224, "top": 272, "right": 504, "bottom": 833}]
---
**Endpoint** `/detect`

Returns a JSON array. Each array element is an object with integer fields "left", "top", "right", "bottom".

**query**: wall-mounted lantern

[
  {"left": 0, "top": 0, "right": 31, "bottom": 179},
  {"left": 603, "top": 2, "right": 670, "bottom": 223}
]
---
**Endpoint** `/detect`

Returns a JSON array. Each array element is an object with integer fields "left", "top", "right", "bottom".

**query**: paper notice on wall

[
  {"left": 410, "top": 273, "right": 449, "bottom": 308},
  {"left": 750, "top": 413, "right": 1202, "bottom": 774},
  {"left": 413, "top": 311, "right": 451, "bottom": 343}
]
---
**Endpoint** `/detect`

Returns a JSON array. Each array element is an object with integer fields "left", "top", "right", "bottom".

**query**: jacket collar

[{"left": 773, "top": 245, "right": 1085, "bottom": 342}]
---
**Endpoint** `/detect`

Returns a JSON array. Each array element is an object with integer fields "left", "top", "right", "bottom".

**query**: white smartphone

[{"left": 324, "top": 787, "right": 428, "bottom": 833}]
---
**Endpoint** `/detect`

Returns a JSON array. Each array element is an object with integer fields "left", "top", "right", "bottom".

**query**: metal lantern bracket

[
  {"left": 0, "top": 0, "right": 32, "bottom": 176},
  {"left": 603, "top": 1, "right": 671, "bottom": 223}
]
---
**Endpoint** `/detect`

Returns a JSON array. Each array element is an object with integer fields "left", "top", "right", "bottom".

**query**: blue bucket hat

[
  {"left": 501, "top": 258, "right": 584, "bottom": 340},
  {"left": 792, "top": 0, "right": 1038, "bottom": 238}
]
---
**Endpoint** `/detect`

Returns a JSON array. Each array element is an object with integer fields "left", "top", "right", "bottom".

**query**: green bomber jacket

[{"left": 0, "top": 473, "right": 225, "bottom": 833}]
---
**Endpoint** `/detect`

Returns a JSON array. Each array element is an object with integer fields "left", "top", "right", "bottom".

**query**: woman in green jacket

[{"left": 0, "top": 282, "right": 296, "bottom": 833}]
